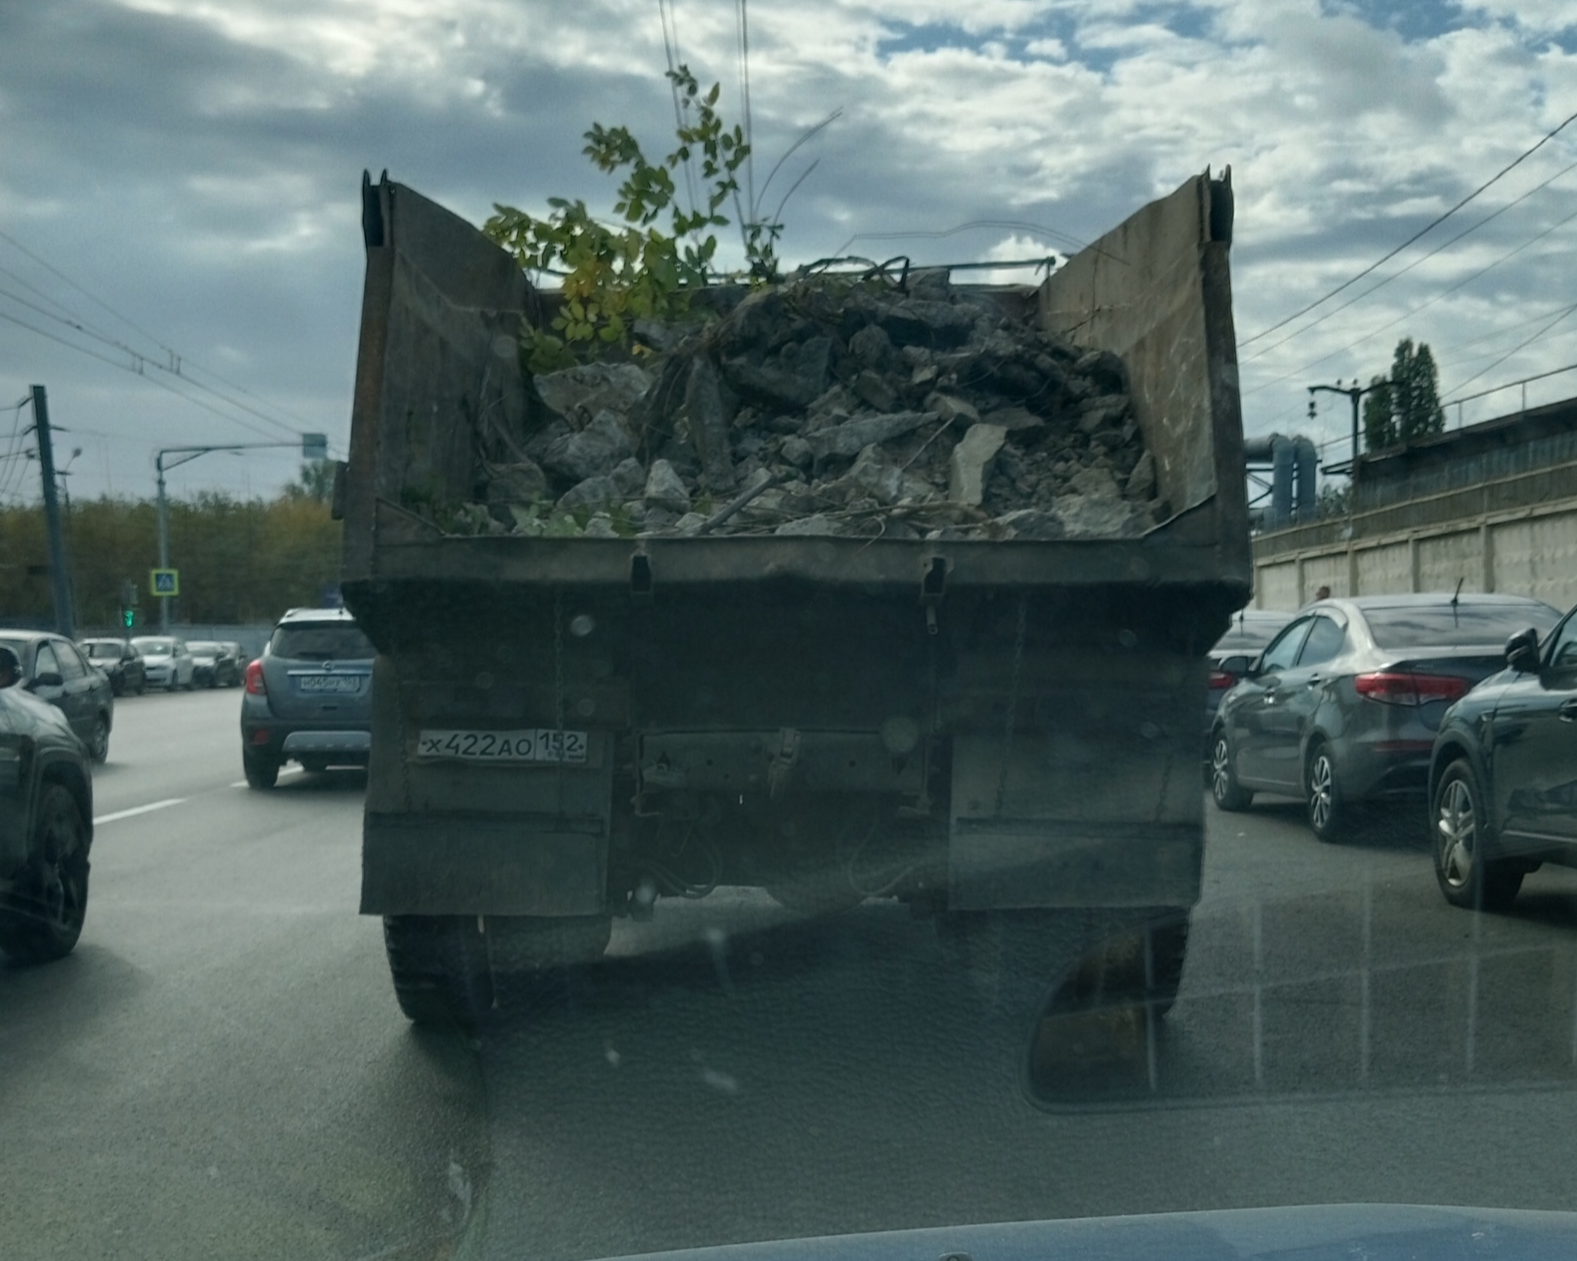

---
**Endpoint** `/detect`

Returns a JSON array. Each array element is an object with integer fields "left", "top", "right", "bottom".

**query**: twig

[{"left": 697, "top": 472, "right": 782, "bottom": 534}]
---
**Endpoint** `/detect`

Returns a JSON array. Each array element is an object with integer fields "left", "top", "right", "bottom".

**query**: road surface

[{"left": 5, "top": 688, "right": 1577, "bottom": 1260}]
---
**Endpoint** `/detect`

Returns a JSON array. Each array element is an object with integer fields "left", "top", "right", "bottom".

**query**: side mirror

[
  {"left": 1217, "top": 654, "right": 1253, "bottom": 678},
  {"left": 1506, "top": 627, "right": 1541, "bottom": 673},
  {"left": 29, "top": 671, "right": 64, "bottom": 690}
]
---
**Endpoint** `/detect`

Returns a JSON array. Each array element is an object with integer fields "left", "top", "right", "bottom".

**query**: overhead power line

[{"left": 1240, "top": 104, "right": 1577, "bottom": 348}]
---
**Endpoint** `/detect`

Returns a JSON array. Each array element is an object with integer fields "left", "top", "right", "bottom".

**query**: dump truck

[{"left": 340, "top": 168, "right": 1251, "bottom": 1034}]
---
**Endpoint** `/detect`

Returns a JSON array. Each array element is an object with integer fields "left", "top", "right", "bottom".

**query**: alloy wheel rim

[
  {"left": 1212, "top": 739, "right": 1231, "bottom": 800},
  {"left": 1309, "top": 754, "right": 1333, "bottom": 829},
  {"left": 1437, "top": 778, "right": 1475, "bottom": 890}
]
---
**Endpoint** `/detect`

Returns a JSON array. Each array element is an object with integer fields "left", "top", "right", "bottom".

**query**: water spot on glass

[
  {"left": 569, "top": 614, "right": 595, "bottom": 638},
  {"left": 701, "top": 1068, "right": 740, "bottom": 1095},
  {"left": 1117, "top": 629, "right": 1138, "bottom": 649},
  {"left": 474, "top": 672, "right": 494, "bottom": 690}
]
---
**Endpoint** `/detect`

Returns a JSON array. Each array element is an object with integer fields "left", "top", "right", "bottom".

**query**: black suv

[
  {"left": 240, "top": 609, "right": 375, "bottom": 789},
  {"left": 0, "top": 648, "right": 94, "bottom": 963}
]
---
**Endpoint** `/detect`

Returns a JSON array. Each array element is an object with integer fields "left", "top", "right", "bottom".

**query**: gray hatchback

[
  {"left": 1209, "top": 593, "right": 1562, "bottom": 842},
  {"left": 240, "top": 608, "right": 375, "bottom": 789}
]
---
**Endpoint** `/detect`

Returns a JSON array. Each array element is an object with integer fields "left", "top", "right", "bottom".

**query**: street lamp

[{"left": 154, "top": 434, "right": 329, "bottom": 632}]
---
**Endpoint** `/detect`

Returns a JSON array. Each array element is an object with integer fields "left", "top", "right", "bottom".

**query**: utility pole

[
  {"left": 30, "top": 385, "right": 74, "bottom": 640},
  {"left": 1308, "top": 377, "right": 1390, "bottom": 518}
]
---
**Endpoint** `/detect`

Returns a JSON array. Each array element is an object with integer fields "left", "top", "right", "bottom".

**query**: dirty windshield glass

[{"left": 9, "top": 6, "right": 1577, "bottom": 1261}]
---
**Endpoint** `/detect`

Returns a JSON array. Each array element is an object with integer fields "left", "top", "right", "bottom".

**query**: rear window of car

[
  {"left": 133, "top": 638, "right": 175, "bottom": 655},
  {"left": 1213, "top": 616, "right": 1285, "bottom": 652},
  {"left": 84, "top": 642, "right": 122, "bottom": 659},
  {"left": 1364, "top": 602, "right": 1561, "bottom": 649},
  {"left": 269, "top": 624, "right": 374, "bottom": 661},
  {"left": 188, "top": 642, "right": 221, "bottom": 655}
]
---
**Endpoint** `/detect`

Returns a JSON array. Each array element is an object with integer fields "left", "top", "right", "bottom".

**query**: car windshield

[
  {"left": 1363, "top": 602, "right": 1561, "bottom": 649},
  {"left": 269, "top": 624, "right": 374, "bottom": 661},
  {"left": 16, "top": 9, "right": 1577, "bottom": 1261}
]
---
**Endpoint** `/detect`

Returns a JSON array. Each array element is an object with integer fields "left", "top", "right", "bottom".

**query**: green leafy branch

[{"left": 485, "top": 66, "right": 782, "bottom": 374}]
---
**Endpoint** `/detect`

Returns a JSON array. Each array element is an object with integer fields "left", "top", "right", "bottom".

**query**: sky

[{"left": 2, "top": 0, "right": 1575, "bottom": 506}]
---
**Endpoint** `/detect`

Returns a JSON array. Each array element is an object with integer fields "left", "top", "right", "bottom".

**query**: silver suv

[{"left": 240, "top": 608, "right": 375, "bottom": 789}]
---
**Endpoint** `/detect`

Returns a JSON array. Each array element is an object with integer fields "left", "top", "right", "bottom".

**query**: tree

[
  {"left": 284, "top": 459, "right": 336, "bottom": 505},
  {"left": 1362, "top": 338, "right": 1446, "bottom": 451},
  {"left": 1362, "top": 375, "right": 1395, "bottom": 451}
]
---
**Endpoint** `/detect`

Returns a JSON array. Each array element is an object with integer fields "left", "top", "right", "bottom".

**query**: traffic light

[{"left": 122, "top": 607, "right": 135, "bottom": 629}]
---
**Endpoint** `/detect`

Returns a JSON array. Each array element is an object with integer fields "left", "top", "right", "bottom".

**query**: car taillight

[
  {"left": 1208, "top": 669, "right": 1238, "bottom": 690},
  {"left": 1354, "top": 671, "right": 1471, "bottom": 706},
  {"left": 244, "top": 660, "right": 266, "bottom": 695}
]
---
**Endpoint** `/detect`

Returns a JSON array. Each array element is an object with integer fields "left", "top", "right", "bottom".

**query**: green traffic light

[{"left": 123, "top": 609, "right": 135, "bottom": 629}]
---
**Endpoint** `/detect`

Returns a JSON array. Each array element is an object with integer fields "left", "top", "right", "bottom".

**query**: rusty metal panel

[{"left": 1038, "top": 170, "right": 1244, "bottom": 579}]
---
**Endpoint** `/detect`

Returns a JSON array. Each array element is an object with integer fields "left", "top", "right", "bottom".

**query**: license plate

[
  {"left": 416, "top": 728, "right": 589, "bottom": 764},
  {"left": 296, "top": 674, "right": 364, "bottom": 693}
]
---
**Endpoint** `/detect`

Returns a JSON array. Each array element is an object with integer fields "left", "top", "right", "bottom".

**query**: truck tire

[
  {"left": 383, "top": 915, "right": 495, "bottom": 1028},
  {"left": 0, "top": 783, "right": 91, "bottom": 964}
]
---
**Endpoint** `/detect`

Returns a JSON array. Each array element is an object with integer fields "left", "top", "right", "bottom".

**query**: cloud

[{"left": 2, "top": 0, "right": 1576, "bottom": 500}]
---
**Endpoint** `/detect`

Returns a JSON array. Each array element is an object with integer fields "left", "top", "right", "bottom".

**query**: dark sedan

[
  {"left": 1429, "top": 601, "right": 1577, "bottom": 911},
  {"left": 188, "top": 640, "right": 240, "bottom": 688},
  {"left": 1208, "top": 594, "right": 1562, "bottom": 842},
  {"left": 81, "top": 637, "right": 147, "bottom": 696},
  {"left": 0, "top": 630, "right": 115, "bottom": 763},
  {"left": 0, "top": 649, "right": 94, "bottom": 963}
]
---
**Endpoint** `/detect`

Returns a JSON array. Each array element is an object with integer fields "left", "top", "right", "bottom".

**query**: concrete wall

[{"left": 1252, "top": 497, "right": 1577, "bottom": 612}]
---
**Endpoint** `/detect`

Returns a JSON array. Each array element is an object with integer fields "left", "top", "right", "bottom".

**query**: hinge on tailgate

[
  {"left": 630, "top": 553, "right": 653, "bottom": 602},
  {"left": 920, "top": 556, "right": 947, "bottom": 635}
]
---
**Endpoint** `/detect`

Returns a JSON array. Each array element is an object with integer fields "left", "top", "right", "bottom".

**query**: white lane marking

[{"left": 94, "top": 797, "right": 187, "bottom": 825}]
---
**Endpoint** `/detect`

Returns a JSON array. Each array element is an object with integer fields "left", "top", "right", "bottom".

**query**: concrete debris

[{"left": 445, "top": 271, "right": 1161, "bottom": 539}]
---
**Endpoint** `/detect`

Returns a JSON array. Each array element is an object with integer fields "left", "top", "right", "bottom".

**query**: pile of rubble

[{"left": 456, "top": 271, "right": 1165, "bottom": 541}]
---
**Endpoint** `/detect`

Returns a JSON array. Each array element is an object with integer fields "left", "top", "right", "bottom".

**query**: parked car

[
  {"left": 221, "top": 642, "right": 248, "bottom": 683},
  {"left": 80, "top": 637, "right": 147, "bottom": 696},
  {"left": 0, "top": 645, "right": 94, "bottom": 963},
  {"left": 1208, "top": 593, "right": 1562, "bottom": 841},
  {"left": 0, "top": 630, "right": 115, "bottom": 762},
  {"left": 130, "top": 635, "right": 196, "bottom": 691},
  {"left": 188, "top": 640, "right": 240, "bottom": 689},
  {"left": 240, "top": 608, "right": 375, "bottom": 789},
  {"left": 1206, "top": 608, "right": 1291, "bottom": 740},
  {"left": 1428, "top": 600, "right": 1577, "bottom": 910}
]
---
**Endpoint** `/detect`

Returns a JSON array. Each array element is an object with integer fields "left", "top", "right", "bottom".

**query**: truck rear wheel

[{"left": 383, "top": 915, "right": 494, "bottom": 1028}]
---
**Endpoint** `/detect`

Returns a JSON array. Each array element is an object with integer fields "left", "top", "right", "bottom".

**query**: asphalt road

[{"left": 7, "top": 692, "right": 1577, "bottom": 1260}]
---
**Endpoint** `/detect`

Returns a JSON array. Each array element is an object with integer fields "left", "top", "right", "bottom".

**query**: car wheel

[
  {"left": 0, "top": 783, "right": 90, "bottom": 964},
  {"left": 134, "top": 678, "right": 145, "bottom": 696},
  {"left": 1209, "top": 730, "right": 1253, "bottom": 812},
  {"left": 1433, "top": 759, "right": 1523, "bottom": 911},
  {"left": 1305, "top": 741, "right": 1353, "bottom": 843},
  {"left": 86, "top": 714, "right": 110, "bottom": 764},
  {"left": 243, "top": 752, "right": 279, "bottom": 790}
]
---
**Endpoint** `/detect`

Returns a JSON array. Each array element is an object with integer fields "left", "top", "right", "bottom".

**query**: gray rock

[
  {"left": 1078, "top": 394, "right": 1130, "bottom": 435},
  {"left": 774, "top": 514, "right": 842, "bottom": 537},
  {"left": 644, "top": 458, "right": 692, "bottom": 512},
  {"left": 581, "top": 514, "right": 621, "bottom": 538},
  {"left": 684, "top": 357, "right": 737, "bottom": 493},
  {"left": 848, "top": 324, "right": 893, "bottom": 369},
  {"left": 995, "top": 509, "right": 1066, "bottom": 539},
  {"left": 1066, "top": 464, "right": 1122, "bottom": 500},
  {"left": 853, "top": 369, "right": 898, "bottom": 412},
  {"left": 873, "top": 298, "right": 978, "bottom": 348},
  {"left": 484, "top": 459, "right": 548, "bottom": 505},
  {"left": 805, "top": 410, "right": 937, "bottom": 460},
  {"left": 534, "top": 362, "right": 651, "bottom": 424},
  {"left": 1074, "top": 348, "right": 1128, "bottom": 392},
  {"left": 610, "top": 457, "right": 647, "bottom": 498},
  {"left": 542, "top": 410, "right": 635, "bottom": 482},
  {"left": 925, "top": 393, "right": 980, "bottom": 426},
  {"left": 1054, "top": 494, "right": 1149, "bottom": 539},
  {"left": 982, "top": 405, "right": 1044, "bottom": 432},
  {"left": 843, "top": 444, "right": 905, "bottom": 505},
  {"left": 673, "top": 511, "right": 709, "bottom": 536},
  {"left": 639, "top": 507, "right": 680, "bottom": 534},
  {"left": 949, "top": 422, "right": 1007, "bottom": 506},
  {"left": 1125, "top": 449, "right": 1158, "bottom": 500},
  {"left": 523, "top": 417, "right": 572, "bottom": 463},
  {"left": 722, "top": 336, "right": 831, "bottom": 410},
  {"left": 557, "top": 474, "right": 620, "bottom": 514},
  {"left": 779, "top": 436, "right": 814, "bottom": 469}
]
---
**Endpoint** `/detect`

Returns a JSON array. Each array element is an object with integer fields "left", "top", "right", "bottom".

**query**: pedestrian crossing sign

[{"left": 150, "top": 568, "right": 179, "bottom": 597}]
